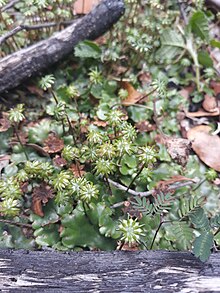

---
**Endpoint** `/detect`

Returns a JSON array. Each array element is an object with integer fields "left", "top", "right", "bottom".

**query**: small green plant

[{"left": 0, "top": 0, "right": 219, "bottom": 262}]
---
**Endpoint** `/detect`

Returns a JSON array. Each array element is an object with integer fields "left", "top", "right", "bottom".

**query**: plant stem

[
  {"left": 150, "top": 220, "right": 170, "bottom": 250},
  {"left": 0, "top": 219, "right": 32, "bottom": 229},
  {"left": 186, "top": 37, "right": 201, "bottom": 92},
  {"left": 125, "top": 163, "right": 145, "bottom": 194},
  {"left": 66, "top": 114, "right": 77, "bottom": 145},
  {"left": 117, "top": 241, "right": 125, "bottom": 250},
  {"left": 14, "top": 125, "right": 29, "bottom": 160},
  {"left": 104, "top": 175, "right": 112, "bottom": 195},
  {"left": 51, "top": 89, "right": 78, "bottom": 145},
  {"left": 192, "top": 178, "right": 206, "bottom": 191},
  {"left": 214, "top": 227, "right": 220, "bottom": 236}
]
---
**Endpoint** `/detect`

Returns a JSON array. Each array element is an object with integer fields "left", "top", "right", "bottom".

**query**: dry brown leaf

[
  {"left": 93, "top": 119, "right": 108, "bottom": 127},
  {"left": 120, "top": 242, "right": 140, "bottom": 251},
  {"left": 26, "top": 143, "right": 49, "bottom": 157},
  {"left": 32, "top": 182, "right": 55, "bottom": 217},
  {"left": 135, "top": 121, "right": 156, "bottom": 132},
  {"left": 27, "top": 85, "right": 44, "bottom": 97},
  {"left": 138, "top": 71, "right": 152, "bottom": 85},
  {"left": 0, "top": 155, "right": 10, "bottom": 173},
  {"left": 187, "top": 125, "right": 220, "bottom": 172},
  {"left": 53, "top": 155, "right": 67, "bottom": 167},
  {"left": 0, "top": 113, "right": 11, "bottom": 132},
  {"left": 179, "top": 86, "right": 194, "bottom": 100},
  {"left": 213, "top": 178, "right": 220, "bottom": 186},
  {"left": 95, "top": 35, "right": 107, "bottom": 46},
  {"left": 210, "top": 80, "right": 220, "bottom": 95},
  {"left": 20, "top": 181, "right": 29, "bottom": 194},
  {"left": 69, "top": 163, "right": 85, "bottom": 177},
  {"left": 43, "top": 132, "right": 64, "bottom": 154},
  {"left": 186, "top": 109, "right": 219, "bottom": 117},
  {"left": 164, "top": 136, "right": 191, "bottom": 167},
  {"left": 156, "top": 175, "right": 196, "bottom": 190},
  {"left": 202, "top": 94, "right": 218, "bottom": 112},
  {"left": 120, "top": 82, "right": 143, "bottom": 106},
  {"left": 123, "top": 200, "right": 142, "bottom": 220},
  {"left": 10, "top": 131, "right": 28, "bottom": 146}
]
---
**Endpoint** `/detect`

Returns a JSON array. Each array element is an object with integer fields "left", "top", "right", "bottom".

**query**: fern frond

[
  {"left": 132, "top": 196, "right": 154, "bottom": 215},
  {"left": 189, "top": 207, "right": 210, "bottom": 231},
  {"left": 132, "top": 192, "right": 174, "bottom": 216},
  {"left": 172, "top": 221, "right": 193, "bottom": 250},
  {"left": 210, "top": 214, "right": 220, "bottom": 228},
  {"left": 193, "top": 232, "right": 213, "bottom": 262},
  {"left": 178, "top": 196, "right": 205, "bottom": 219}
]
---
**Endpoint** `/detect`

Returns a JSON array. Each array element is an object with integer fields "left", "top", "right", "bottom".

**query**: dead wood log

[
  {"left": 0, "top": 249, "right": 220, "bottom": 292},
  {"left": 0, "top": 0, "right": 125, "bottom": 93}
]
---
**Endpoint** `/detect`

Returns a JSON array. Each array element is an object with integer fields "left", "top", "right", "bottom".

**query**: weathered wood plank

[{"left": 0, "top": 250, "right": 220, "bottom": 292}]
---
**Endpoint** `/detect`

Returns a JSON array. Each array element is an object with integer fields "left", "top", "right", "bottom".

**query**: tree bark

[
  {"left": 0, "top": 0, "right": 125, "bottom": 93},
  {"left": 0, "top": 249, "right": 220, "bottom": 292}
]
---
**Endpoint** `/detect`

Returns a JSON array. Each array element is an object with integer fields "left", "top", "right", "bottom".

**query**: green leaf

[
  {"left": 74, "top": 40, "right": 101, "bottom": 59},
  {"left": 178, "top": 196, "right": 205, "bottom": 219},
  {"left": 96, "top": 103, "right": 110, "bottom": 120},
  {"left": 132, "top": 193, "right": 174, "bottom": 216},
  {"left": 191, "top": 92, "right": 204, "bottom": 103},
  {"left": 31, "top": 201, "right": 59, "bottom": 230},
  {"left": 56, "top": 202, "right": 73, "bottom": 216},
  {"left": 88, "top": 202, "right": 121, "bottom": 239},
  {"left": 61, "top": 205, "right": 116, "bottom": 250},
  {"left": 4, "top": 163, "right": 18, "bottom": 177},
  {"left": 189, "top": 207, "right": 210, "bottom": 231},
  {"left": 171, "top": 221, "right": 194, "bottom": 250},
  {"left": 210, "top": 39, "right": 220, "bottom": 49},
  {"left": 189, "top": 11, "right": 209, "bottom": 41},
  {"left": 156, "top": 29, "right": 185, "bottom": 60},
  {"left": 210, "top": 214, "right": 220, "bottom": 228},
  {"left": 123, "top": 154, "right": 137, "bottom": 168},
  {"left": 34, "top": 224, "right": 60, "bottom": 247},
  {"left": 0, "top": 223, "right": 35, "bottom": 249},
  {"left": 127, "top": 106, "right": 151, "bottom": 122},
  {"left": 193, "top": 232, "right": 213, "bottom": 262},
  {"left": 198, "top": 51, "right": 213, "bottom": 68},
  {"left": 0, "top": 224, "right": 14, "bottom": 248}
]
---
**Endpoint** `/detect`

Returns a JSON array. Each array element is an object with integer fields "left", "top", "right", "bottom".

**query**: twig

[
  {"left": 177, "top": 0, "right": 188, "bottom": 25},
  {"left": 0, "top": 219, "right": 32, "bottom": 229},
  {"left": 108, "top": 178, "right": 197, "bottom": 199},
  {"left": 1, "top": 0, "right": 20, "bottom": 12},
  {"left": 0, "top": 20, "right": 80, "bottom": 45}
]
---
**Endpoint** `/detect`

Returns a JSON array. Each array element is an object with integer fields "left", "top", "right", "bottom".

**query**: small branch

[
  {"left": 0, "top": 0, "right": 125, "bottom": 93},
  {"left": 0, "top": 20, "right": 80, "bottom": 45},
  {"left": 135, "top": 87, "right": 158, "bottom": 104},
  {"left": 0, "top": 219, "right": 32, "bottom": 229},
  {"left": 177, "top": 0, "right": 188, "bottom": 25},
  {"left": 108, "top": 178, "right": 197, "bottom": 198},
  {"left": 1, "top": 0, "right": 20, "bottom": 12}
]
